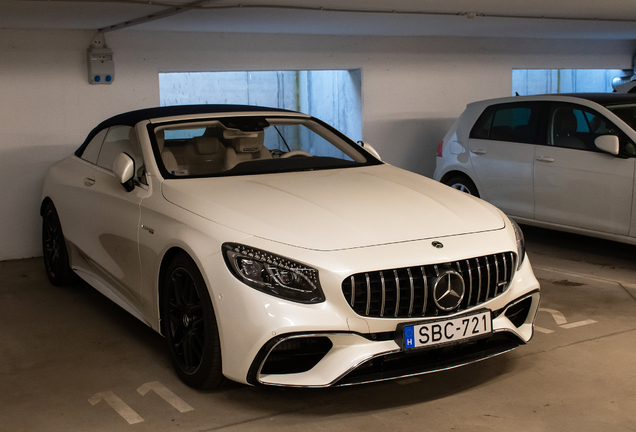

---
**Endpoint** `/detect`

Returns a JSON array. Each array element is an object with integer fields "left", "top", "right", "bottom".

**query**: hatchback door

[
  {"left": 534, "top": 103, "right": 636, "bottom": 235},
  {"left": 467, "top": 102, "right": 547, "bottom": 219}
]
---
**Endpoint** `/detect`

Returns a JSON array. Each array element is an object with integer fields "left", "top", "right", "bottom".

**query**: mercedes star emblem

[{"left": 433, "top": 270, "right": 465, "bottom": 311}]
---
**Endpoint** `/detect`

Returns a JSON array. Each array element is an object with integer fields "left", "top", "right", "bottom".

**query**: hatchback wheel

[
  {"left": 445, "top": 176, "right": 479, "bottom": 197},
  {"left": 162, "top": 253, "right": 225, "bottom": 389}
]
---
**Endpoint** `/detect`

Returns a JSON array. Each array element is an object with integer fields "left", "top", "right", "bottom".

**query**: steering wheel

[{"left": 281, "top": 150, "right": 314, "bottom": 158}]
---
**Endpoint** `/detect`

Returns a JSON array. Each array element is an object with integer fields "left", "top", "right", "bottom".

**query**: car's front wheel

[
  {"left": 42, "top": 202, "right": 74, "bottom": 286},
  {"left": 161, "top": 253, "right": 225, "bottom": 389},
  {"left": 444, "top": 175, "right": 480, "bottom": 197}
]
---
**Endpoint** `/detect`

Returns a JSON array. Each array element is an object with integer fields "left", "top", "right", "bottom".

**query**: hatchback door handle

[
  {"left": 536, "top": 156, "right": 555, "bottom": 163},
  {"left": 471, "top": 149, "right": 487, "bottom": 155},
  {"left": 84, "top": 177, "right": 95, "bottom": 187}
]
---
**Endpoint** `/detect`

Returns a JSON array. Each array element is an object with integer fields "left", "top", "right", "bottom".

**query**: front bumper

[
  {"left": 201, "top": 231, "right": 540, "bottom": 388},
  {"left": 247, "top": 289, "right": 539, "bottom": 387}
]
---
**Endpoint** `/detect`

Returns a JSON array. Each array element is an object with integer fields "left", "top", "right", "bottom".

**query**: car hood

[{"left": 161, "top": 165, "right": 505, "bottom": 251}]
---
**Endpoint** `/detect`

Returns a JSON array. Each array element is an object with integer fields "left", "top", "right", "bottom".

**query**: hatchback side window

[
  {"left": 549, "top": 104, "right": 635, "bottom": 156},
  {"left": 96, "top": 126, "right": 147, "bottom": 184},
  {"left": 470, "top": 102, "right": 545, "bottom": 144}
]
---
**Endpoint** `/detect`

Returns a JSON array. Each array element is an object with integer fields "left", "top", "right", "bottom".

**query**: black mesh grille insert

[
  {"left": 261, "top": 337, "right": 333, "bottom": 375},
  {"left": 341, "top": 252, "right": 516, "bottom": 319}
]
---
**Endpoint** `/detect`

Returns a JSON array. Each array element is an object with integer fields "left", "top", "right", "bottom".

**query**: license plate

[{"left": 403, "top": 311, "right": 492, "bottom": 350}]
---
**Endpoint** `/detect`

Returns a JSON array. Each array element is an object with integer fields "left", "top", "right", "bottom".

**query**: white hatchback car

[
  {"left": 435, "top": 93, "right": 636, "bottom": 245},
  {"left": 42, "top": 105, "right": 539, "bottom": 389}
]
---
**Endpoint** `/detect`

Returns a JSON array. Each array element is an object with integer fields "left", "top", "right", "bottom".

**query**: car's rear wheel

[
  {"left": 161, "top": 253, "right": 225, "bottom": 389},
  {"left": 445, "top": 175, "right": 479, "bottom": 197},
  {"left": 42, "top": 202, "right": 74, "bottom": 286}
]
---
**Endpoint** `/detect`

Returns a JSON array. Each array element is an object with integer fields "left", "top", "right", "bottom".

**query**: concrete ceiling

[{"left": 2, "top": 0, "right": 636, "bottom": 39}]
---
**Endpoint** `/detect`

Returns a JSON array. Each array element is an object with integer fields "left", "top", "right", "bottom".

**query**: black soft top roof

[
  {"left": 95, "top": 104, "right": 294, "bottom": 128},
  {"left": 76, "top": 104, "right": 296, "bottom": 157}
]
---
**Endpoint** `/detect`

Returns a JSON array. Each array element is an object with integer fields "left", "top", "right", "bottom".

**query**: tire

[
  {"left": 42, "top": 202, "right": 74, "bottom": 286},
  {"left": 161, "top": 253, "right": 225, "bottom": 389},
  {"left": 444, "top": 175, "right": 480, "bottom": 197}
]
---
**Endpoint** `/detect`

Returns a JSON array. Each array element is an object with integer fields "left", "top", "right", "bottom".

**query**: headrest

[
  {"left": 554, "top": 110, "right": 577, "bottom": 133},
  {"left": 230, "top": 132, "right": 265, "bottom": 153},
  {"left": 193, "top": 136, "right": 223, "bottom": 155}
]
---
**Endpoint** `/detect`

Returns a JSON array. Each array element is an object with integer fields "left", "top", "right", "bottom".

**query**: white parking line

[
  {"left": 532, "top": 265, "right": 631, "bottom": 288},
  {"left": 536, "top": 308, "right": 597, "bottom": 333},
  {"left": 561, "top": 319, "right": 598, "bottom": 329},
  {"left": 137, "top": 381, "right": 194, "bottom": 413},
  {"left": 88, "top": 391, "right": 144, "bottom": 424}
]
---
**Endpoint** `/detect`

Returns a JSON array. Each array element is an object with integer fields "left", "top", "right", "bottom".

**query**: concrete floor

[{"left": 1, "top": 226, "right": 635, "bottom": 432}]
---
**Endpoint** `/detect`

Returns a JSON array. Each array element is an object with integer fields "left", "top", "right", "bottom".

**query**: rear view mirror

[
  {"left": 594, "top": 135, "right": 620, "bottom": 155},
  {"left": 113, "top": 153, "right": 135, "bottom": 192}
]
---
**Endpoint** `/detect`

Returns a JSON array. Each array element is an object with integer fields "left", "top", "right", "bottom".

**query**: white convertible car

[{"left": 41, "top": 105, "right": 540, "bottom": 389}]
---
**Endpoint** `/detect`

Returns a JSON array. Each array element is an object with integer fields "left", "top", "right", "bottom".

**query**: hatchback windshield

[{"left": 153, "top": 116, "right": 374, "bottom": 177}]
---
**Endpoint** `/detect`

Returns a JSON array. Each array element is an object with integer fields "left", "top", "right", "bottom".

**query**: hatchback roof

[{"left": 552, "top": 93, "right": 636, "bottom": 105}]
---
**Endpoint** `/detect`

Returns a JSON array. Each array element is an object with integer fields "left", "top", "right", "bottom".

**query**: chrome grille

[{"left": 341, "top": 252, "right": 516, "bottom": 319}]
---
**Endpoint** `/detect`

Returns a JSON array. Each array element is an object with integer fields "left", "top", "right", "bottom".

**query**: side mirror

[
  {"left": 595, "top": 135, "right": 620, "bottom": 156},
  {"left": 113, "top": 153, "right": 135, "bottom": 192},
  {"left": 359, "top": 141, "right": 382, "bottom": 161}
]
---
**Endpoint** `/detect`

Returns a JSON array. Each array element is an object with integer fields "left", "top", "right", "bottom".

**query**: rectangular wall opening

[
  {"left": 159, "top": 70, "right": 362, "bottom": 142},
  {"left": 512, "top": 69, "right": 626, "bottom": 95}
]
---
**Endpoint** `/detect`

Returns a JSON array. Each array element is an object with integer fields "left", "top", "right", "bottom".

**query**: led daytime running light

[{"left": 223, "top": 243, "right": 324, "bottom": 304}]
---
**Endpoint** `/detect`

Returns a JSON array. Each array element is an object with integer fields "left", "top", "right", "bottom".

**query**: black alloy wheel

[
  {"left": 42, "top": 202, "right": 74, "bottom": 286},
  {"left": 162, "top": 253, "right": 224, "bottom": 389}
]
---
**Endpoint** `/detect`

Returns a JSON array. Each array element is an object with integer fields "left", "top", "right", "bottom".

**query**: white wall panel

[{"left": 0, "top": 28, "right": 634, "bottom": 260}]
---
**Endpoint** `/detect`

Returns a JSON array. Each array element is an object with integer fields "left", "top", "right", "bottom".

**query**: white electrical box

[{"left": 87, "top": 47, "right": 115, "bottom": 85}]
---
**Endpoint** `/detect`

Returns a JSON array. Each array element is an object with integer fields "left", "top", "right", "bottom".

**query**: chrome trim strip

[
  {"left": 379, "top": 271, "right": 386, "bottom": 317},
  {"left": 350, "top": 275, "right": 355, "bottom": 307},
  {"left": 485, "top": 256, "right": 492, "bottom": 300},
  {"left": 494, "top": 255, "right": 500, "bottom": 295},
  {"left": 421, "top": 266, "right": 428, "bottom": 316},
  {"left": 502, "top": 253, "right": 508, "bottom": 293},
  {"left": 407, "top": 268, "right": 414, "bottom": 317},
  {"left": 476, "top": 257, "right": 483, "bottom": 303},
  {"left": 365, "top": 273, "right": 371, "bottom": 316},
  {"left": 335, "top": 344, "right": 518, "bottom": 387},
  {"left": 394, "top": 270, "right": 400, "bottom": 318},
  {"left": 466, "top": 259, "right": 473, "bottom": 308}
]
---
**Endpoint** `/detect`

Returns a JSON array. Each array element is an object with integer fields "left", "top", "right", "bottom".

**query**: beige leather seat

[
  {"left": 224, "top": 132, "right": 272, "bottom": 170},
  {"left": 155, "top": 130, "right": 180, "bottom": 174},
  {"left": 187, "top": 136, "right": 226, "bottom": 175}
]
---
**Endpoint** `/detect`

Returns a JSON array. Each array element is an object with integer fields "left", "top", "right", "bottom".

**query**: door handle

[
  {"left": 471, "top": 149, "right": 487, "bottom": 155},
  {"left": 536, "top": 156, "right": 555, "bottom": 163},
  {"left": 84, "top": 177, "right": 96, "bottom": 187}
]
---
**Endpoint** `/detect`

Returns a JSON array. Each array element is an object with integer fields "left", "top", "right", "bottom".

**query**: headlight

[
  {"left": 509, "top": 219, "right": 526, "bottom": 270},
  {"left": 223, "top": 243, "right": 325, "bottom": 304}
]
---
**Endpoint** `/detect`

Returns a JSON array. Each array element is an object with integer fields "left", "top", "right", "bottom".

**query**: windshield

[
  {"left": 152, "top": 116, "right": 378, "bottom": 178},
  {"left": 605, "top": 103, "right": 636, "bottom": 131}
]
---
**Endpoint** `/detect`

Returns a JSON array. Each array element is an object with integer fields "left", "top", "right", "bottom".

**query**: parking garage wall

[{"left": 0, "top": 28, "right": 634, "bottom": 260}]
